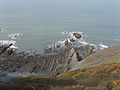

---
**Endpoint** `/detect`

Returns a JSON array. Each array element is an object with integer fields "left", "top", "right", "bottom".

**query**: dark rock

[
  {"left": 0, "top": 44, "right": 13, "bottom": 55},
  {"left": 73, "top": 32, "right": 82, "bottom": 39}
]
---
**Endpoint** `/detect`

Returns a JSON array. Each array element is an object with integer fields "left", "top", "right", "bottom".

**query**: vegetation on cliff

[{"left": 1, "top": 57, "right": 119, "bottom": 90}]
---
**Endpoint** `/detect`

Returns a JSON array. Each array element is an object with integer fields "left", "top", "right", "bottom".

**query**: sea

[{"left": 0, "top": 0, "right": 120, "bottom": 53}]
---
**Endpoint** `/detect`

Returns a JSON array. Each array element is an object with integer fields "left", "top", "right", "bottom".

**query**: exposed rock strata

[{"left": 0, "top": 45, "right": 95, "bottom": 75}]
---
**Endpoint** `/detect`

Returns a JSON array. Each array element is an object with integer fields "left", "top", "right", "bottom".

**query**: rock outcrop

[{"left": 0, "top": 44, "right": 96, "bottom": 75}]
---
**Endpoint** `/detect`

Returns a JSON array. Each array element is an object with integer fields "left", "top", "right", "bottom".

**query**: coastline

[
  {"left": 0, "top": 44, "right": 120, "bottom": 90},
  {"left": 0, "top": 31, "right": 112, "bottom": 82}
]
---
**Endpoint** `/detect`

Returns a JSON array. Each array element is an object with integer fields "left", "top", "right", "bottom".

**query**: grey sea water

[{"left": 0, "top": 0, "right": 120, "bottom": 53}]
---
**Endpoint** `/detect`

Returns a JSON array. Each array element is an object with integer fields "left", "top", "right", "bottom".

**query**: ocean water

[{"left": 0, "top": 0, "right": 120, "bottom": 53}]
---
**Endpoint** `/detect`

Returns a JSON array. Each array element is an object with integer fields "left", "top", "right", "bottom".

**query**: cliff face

[{"left": 0, "top": 45, "right": 95, "bottom": 75}]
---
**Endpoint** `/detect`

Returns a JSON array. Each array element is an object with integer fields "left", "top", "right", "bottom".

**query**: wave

[
  {"left": 45, "top": 32, "right": 84, "bottom": 51},
  {"left": 0, "top": 29, "right": 3, "bottom": 32},
  {"left": 45, "top": 31, "right": 109, "bottom": 53},
  {"left": 0, "top": 30, "right": 109, "bottom": 53},
  {"left": 8, "top": 33, "right": 22, "bottom": 39},
  {"left": 45, "top": 31, "right": 97, "bottom": 52},
  {"left": 99, "top": 44, "right": 108, "bottom": 50},
  {"left": 0, "top": 40, "right": 18, "bottom": 49}
]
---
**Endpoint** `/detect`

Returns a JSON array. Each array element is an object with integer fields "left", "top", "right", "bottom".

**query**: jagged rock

[
  {"left": 0, "top": 44, "right": 96, "bottom": 75},
  {"left": 67, "top": 48, "right": 78, "bottom": 69}
]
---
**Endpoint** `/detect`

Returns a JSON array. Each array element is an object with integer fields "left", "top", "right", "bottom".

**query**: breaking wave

[
  {"left": 45, "top": 31, "right": 86, "bottom": 52},
  {"left": 8, "top": 33, "right": 22, "bottom": 39},
  {"left": 0, "top": 29, "right": 109, "bottom": 53},
  {"left": 99, "top": 43, "right": 108, "bottom": 50},
  {"left": 0, "top": 40, "right": 18, "bottom": 49},
  {"left": 0, "top": 30, "right": 22, "bottom": 49},
  {"left": 44, "top": 31, "right": 109, "bottom": 53}
]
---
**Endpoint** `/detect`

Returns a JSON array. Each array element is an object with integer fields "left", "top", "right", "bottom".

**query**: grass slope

[
  {"left": 6, "top": 61, "right": 120, "bottom": 90},
  {"left": 73, "top": 44, "right": 120, "bottom": 70}
]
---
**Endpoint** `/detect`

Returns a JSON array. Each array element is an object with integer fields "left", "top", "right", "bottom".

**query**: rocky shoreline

[
  {"left": 0, "top": 44, "right": 96, "bottom": 77},
  {"left": 0, "top": 31, "right": 110, "bottom": 83}
]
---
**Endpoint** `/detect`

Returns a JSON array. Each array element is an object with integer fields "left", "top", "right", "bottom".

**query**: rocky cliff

[{"left": 0, "top": 44, "right": 95, "bottom": 75}]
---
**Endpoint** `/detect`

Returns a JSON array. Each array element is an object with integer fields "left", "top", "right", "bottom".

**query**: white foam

[
  {"left": 69, "top": 31, "right": 85, "bottom": 39},
  {"left": 0, "top": 28, "right": 3, "bottom": 31},
  {"left": 99, "top": 44, "right": 108, "bottom": 50},
  {"left": 0, "top": 40, "right": 16, "bottom": 45},
  {"left": 90, "top": 44, "right": 97, "bottom": 48},
  {"left": 80, "top": 41, "right": 89, "bottom": 46},
  {"left": 8, "top": 33, "right": 22, "bottom": 39},
  {"left": 45, "top": 31, "right": 109, "bottom": 52},
  {"left": 0, "top": 40, "right": 18, "bottom": 49},
  {"left": 9, "top": 45, "right": 18, "bottom": 49},
  {"left": 0, "top": 28, "right": 5, "bottom": 32},
  {"left": 62, "top": 31, "right": 68, "bottom": 34},
  {"left": 45, "top": 31, "right": 87, "bottom": 51}
]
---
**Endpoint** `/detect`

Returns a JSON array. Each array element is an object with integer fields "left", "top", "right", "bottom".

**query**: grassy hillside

[{"left": 4, "top": 60, "right": 120, "bottom": 90}]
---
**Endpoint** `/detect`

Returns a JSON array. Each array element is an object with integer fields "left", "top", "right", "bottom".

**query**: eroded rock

[{"left": 0, "top": 44, "right": 96, "bottom": 76}]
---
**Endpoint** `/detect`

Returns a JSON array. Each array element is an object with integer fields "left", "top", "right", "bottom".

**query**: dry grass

[
  {"left": 101, "top": 55, "right": 120, "bottom": 64},
  {"left": 112, "top": 80, "right": 120, "bottom": 88},
  {"left": 73, "top": 44, "right": 120, "bottom": 70},
  {"left": 6, "top": 61, "right": 120, "bottom": 90}
]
